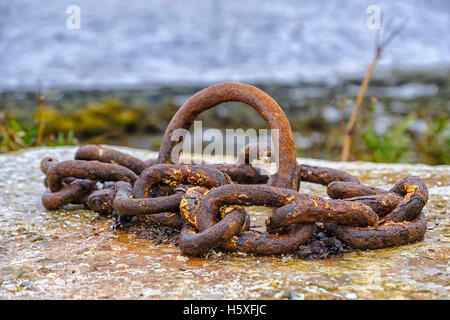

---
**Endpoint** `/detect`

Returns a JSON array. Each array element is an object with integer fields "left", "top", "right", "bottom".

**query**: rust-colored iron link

[
  {"left": 46, "top": 159, "right": 137, "bottom": 192},
  {"left": 113, "top": 181, "right": 187, "bottom": 216},
  {"left": 181, "top": 184, "right": 319, "bottom": 255},
  {"left": 327, "top": 181, "right": 386, "bottom": 199},
  {"left": 178, "top": 186, "right": 249, "bottom": 255},
  {"left": 325, "top": 212, "right": 427, "bottom": 249},
  {"left": 385, "top": 176, "right": 429, "bottom": 222},
  {"left": 132, "top": 164, "right": 231, "bottom": 198},
  {"left": 41, "top": 157, "right": 97, "bottom": 210},
  {"left": 86, "top": 187, "right": 116, "bottom": 215},
  {"left": 267, "top": 196, "right": 379, "bottom": 230},
  {"left": 42, "top": 179, "right": 97, "bottom": 210},
  {"left": 104, "top": 164, "right": 233, "bottom": 226},
  {"left": 340, "top": 193, "right": 403, "bottom": 217},
  {"left": 177, "top": 184, "right": 316, "bottom": 255},
  {"left": 324, "top": 176, "right": 428, "bottom": 249},
  {"left": 298, "top": 164, "right": 360, "bottom": 185},
  {"left": 38, "top": 82, "right": 430, "bottom": 257},
  {"left": 114, "top": 181, "right": 185, "bottom": 229},
  {"left": 156, "top": 82, "right": 299, "bottom": 190},
  {"left": 75, "top": 144, "right": 146, "bottom": 174}
]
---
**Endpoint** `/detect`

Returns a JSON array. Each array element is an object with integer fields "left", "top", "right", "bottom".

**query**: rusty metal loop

[
  {"left": 113, "top": 181, "right": 186, "bottom": 216},
  {"left": 325, "top": 211, "right": 427, "bottom": 249},
  {"left": 157, "top": 82, "right": 299, "bottom": 190},
  {"left": 179, "top": 186, "right": 209, "bottom": 226},
  {"left": 267, "top": 196, "right": 379, "bottom": 230},
  {"left": 385, "top": 176, "right": 429, "bottom": 222},
  {"left": 144, "top": 211, "right": 184, "bottom": 230},
  {"left": 41, "top": 156, "right": 59, "bottom": 175},
  {"left": 75, "top": 144, "right": 147, "bottom": 174},
  {"left": 341, "top": 193, "right": 403, "bottom": 217},
  {"left": 132, "top": 163, "right": 231, "bottom": 198},
  {"left": 178, "top": 187, "right": 247, "bottom": 255},
  {"left": 221, "top": 224, "right": 316, "bottom": 255},
  {"left": 178, "top": 184, "right": 315, "bottom": 255},
  {"left": 191, "top": 184, "right": 317, "bottom": 255},
  {"left": 41, "top": 157, "right": 98, "bottom": 210},
  {"left": 324, "top": 176, "right": 429, "bottom": 249},
  {"left": 42, "top": 179, "right": 97, "bottom": 210},
  {"left": 179, "top": 185, "right": 250, "bottom": 230},
  {"left": 325, "top": 176, "right": 428, "bottom": 221},
  {"left": 298, "top": 164, "right": 359, "bottom": 185},
  {"left": 86, "top": 187, "right": 117, "bottom": 215},
  {"left": 178, "top": 206, "right": 247, "bottom": 256},
  {"left": 103, "top": 164, "right": 231, "bottom": 227},
  {"left": 46, "top": 160, "right": 137, "bottom": 192},
  {"left": 195, "top": 184, "right": 303, "bottom": 232},
  {"left": 327, "top": 181, "right": 386, "bottom": 199}
]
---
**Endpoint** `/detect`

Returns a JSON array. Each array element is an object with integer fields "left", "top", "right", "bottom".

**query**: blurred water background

[{"left": 0, "top": 0, "right": 449, "bottom": 163}]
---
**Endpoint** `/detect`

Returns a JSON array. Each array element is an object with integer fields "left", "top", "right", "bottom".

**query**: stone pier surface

[{"left": 0, "top": 146, "right": 448, "bottom": 299}]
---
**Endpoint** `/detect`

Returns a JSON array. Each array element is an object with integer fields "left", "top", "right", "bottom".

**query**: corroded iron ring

[
  {"left": 186, "top": 184, "right": 316, "bottom": 255},
  {"left": 113, "top": 181, "right": 186, "bottom": 216},
  {"left": 325, "top": 176, "right": 429, "bottom": 249},
  {"left": 178, "top": 186, "right": 248, "bottom": 255},
  {"left": 132, "top": 164, "right": 231, "bottom": 198},
  {"left": 42, "top": 179, "right": 97, "bottom": 210},
  {"left": 326, "top": 211, "right": 427, "bottom": 249},
  {"left": 267, "top": 195, "right": 379, "bottom": 230},
  {"left": 75, "top": 144, "right": 147, "bottom": 174},
  {"left": 157, "top": 82, "right": 299, "bottom": 190}
]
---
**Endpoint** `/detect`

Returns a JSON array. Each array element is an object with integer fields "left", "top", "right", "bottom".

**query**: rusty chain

[{"left": 40, "top": 82, "right": 429, "bottom": 256}]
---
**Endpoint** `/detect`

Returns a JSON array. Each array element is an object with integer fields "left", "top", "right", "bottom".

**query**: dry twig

[{"left": 340, "top": 19, "right": 407, "bottom": 161}]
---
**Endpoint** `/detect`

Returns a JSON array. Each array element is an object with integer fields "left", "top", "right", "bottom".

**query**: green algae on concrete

[{"left": 0, "top": 146, "right": 448, "bottom": 299}]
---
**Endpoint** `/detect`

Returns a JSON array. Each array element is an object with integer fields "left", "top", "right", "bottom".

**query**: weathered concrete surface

[{"left": 0, "top": 146, "right": 448, "bottom": 299}]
